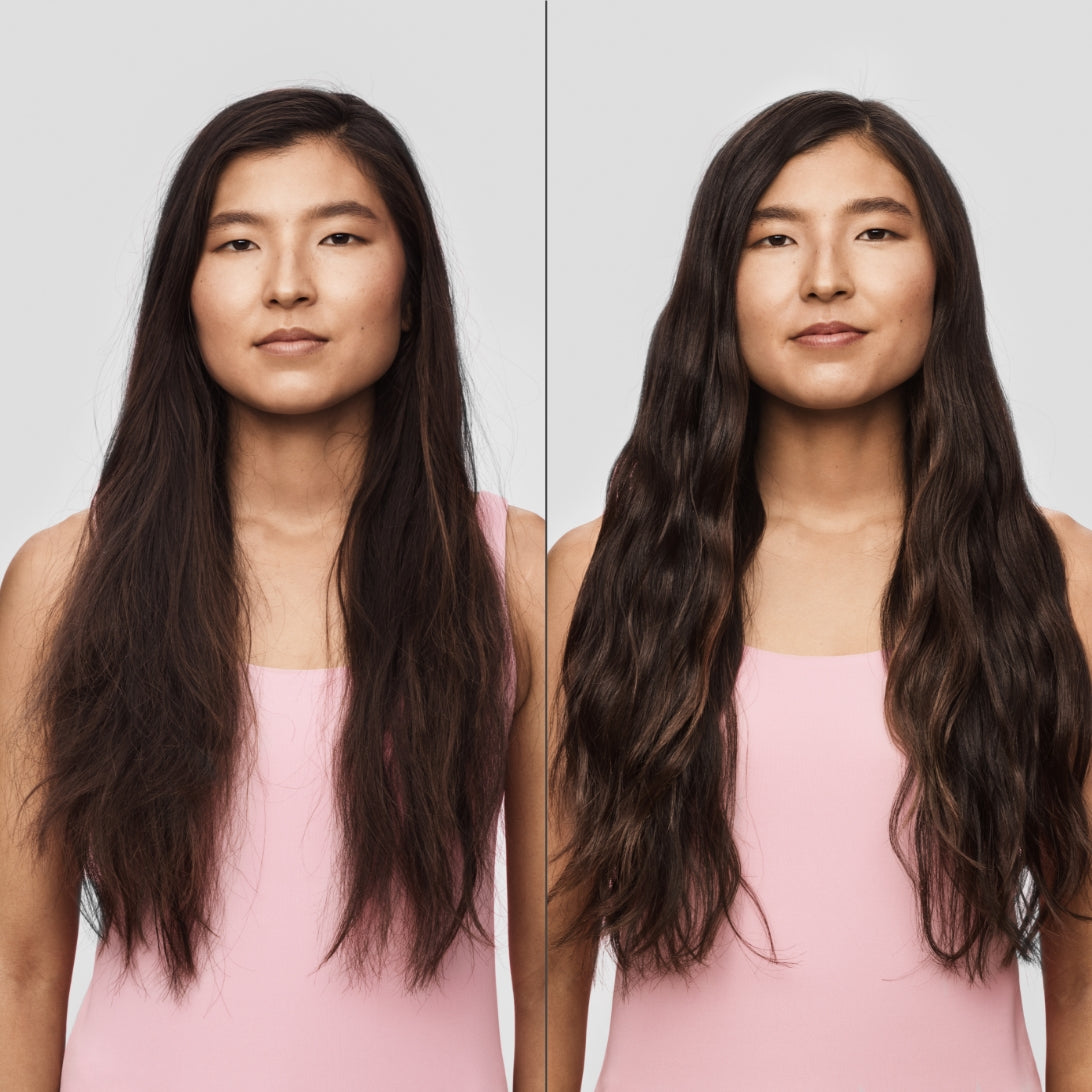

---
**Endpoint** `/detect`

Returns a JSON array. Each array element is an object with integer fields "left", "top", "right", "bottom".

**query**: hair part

[
  {"left": 31, "top": 87, "right": 510, "bottom": 992},
  {"left": 551, "top": 90, "right": 1092, "bottom": 984}
]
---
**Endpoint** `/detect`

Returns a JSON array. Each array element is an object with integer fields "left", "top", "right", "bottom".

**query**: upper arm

[
  {"left": 545, "top": 521, "right": 602, "bottom": 1090},
  {"left": 505, "top": 506, "right": 546, "bottom": 719},
  {"left": 545, "top": 518, "right": 600, "bottom": 880},
  {"left": 0, "top": 514, "right": 87, "bottom": 987},
  {"left": 1039, "top": 509, "right": 1092, "bottom": 1078},
  {"left": 545, "top": 518, "right": 601, "bottom": 849},
  {"left": 501, "top": 507, "right": 546, "bottom": 1036},
  {"left": 546, "top": 519, "right": 601, "bottom": 714},
  {"left": 1044, "top": 509, "right": 1092, "bottom": 656}
]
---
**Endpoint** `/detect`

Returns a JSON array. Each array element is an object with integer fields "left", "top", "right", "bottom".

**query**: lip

[
  {"left": 255, "top": 327, "right": 329, "bottom": 356},
  {"left": 792, "top": 321, "right": 866, "bottom": 348}
]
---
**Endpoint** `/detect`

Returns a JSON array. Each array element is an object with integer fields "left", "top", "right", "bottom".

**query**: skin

[
  {"left": 0, "top": 516, "right": 85, "bottom": 1091},
  {"left": 546, "top": 517, "right": 603, "bottom": 1091},
  {"left": 192, "top": 136, "right": 408, "bottom": 425},
  {"left": 193, "top": 138, "right": 411, "bottom": 670},
  {"left": 505, "top": 510, "right": 548, "bottom": 1092},
  {"left": 736, "top": 134, "right": 935, "bottom": 419},
  {"left": 737, "top": 134, "right": 935, "bottom": 656},
  {"left": 0, "top": 136, "right": 546, "bottom": 1090},
  {"left": 547, "top": 135, "right": 1092, "bottom": 1089},
  {"left": 1041, "top": 512, "right": 1092, "bottom": 1091}
]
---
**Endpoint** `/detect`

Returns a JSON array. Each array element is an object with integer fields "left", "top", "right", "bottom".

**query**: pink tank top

[
  {"left": 596, "top": 647, "right": 1040, "bottom": 1091},
  {"left": 61, "top": 493, "right": 513, "bottom": 1091}
]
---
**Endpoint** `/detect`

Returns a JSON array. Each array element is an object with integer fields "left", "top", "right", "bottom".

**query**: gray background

[
  {"left": 6, "top": 0, "right": 1090, "bottom": 1083},
  {"left": 1, "top": 0, "right": 544, "bottom": 1081},
  {"left": 547, "top": 0, "right": 1090, "bottom": 1085}
]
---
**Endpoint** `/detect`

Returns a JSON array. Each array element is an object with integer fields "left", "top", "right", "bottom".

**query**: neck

[
  {"left": 754, "top": 386, "right": 908, "bottom": 531},
  {"left": 226, "top": 391, "right": 373, "bottom": 532}
]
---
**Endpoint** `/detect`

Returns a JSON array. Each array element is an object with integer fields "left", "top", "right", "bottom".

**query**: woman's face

[
  {"left": 735, "top": 134, "right": 935, "bottom": 412},
  {"left": 191, "top": 137, "right": 407, "bottom": 418}
]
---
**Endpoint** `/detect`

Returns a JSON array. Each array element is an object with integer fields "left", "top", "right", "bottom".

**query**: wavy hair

[
  {"left": 31, "top": 88, "right": 509, "bottom": 992},
  {"left": 552, "top": 90, "right": 1092, "bottom": 984}
]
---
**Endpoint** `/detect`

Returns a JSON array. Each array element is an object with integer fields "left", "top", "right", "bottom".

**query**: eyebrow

[
  {"left": 749, "top": 195, "right": 914, "bottom": 224},
  {"left": 206, "top": 200, "right": 380, "bottom": 232},
  {"left": 844, "top": 196, "right": 913, "bottom": 218}
]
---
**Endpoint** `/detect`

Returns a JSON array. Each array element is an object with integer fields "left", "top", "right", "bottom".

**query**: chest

[
  {"left": 238, "top": 523, "right": 344, "bottom": 669},
  {"left": 745, "top": 521, "right": 897, "bottom": 655}
]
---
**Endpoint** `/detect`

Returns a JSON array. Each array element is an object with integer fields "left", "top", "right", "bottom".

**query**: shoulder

[
  {"left": 502, "top": 506, "right": 544, "bottom": 597},
  {"left": 546, "top": 518, "right": 603, "bottom": 641},
  {"left": 547, "top": 518, "right": 602, "bottom": 593},
  {"left": 1043, "top": 508, "right": 1092, "bottom": 557},
  {"left": 504, "top": 505, "right": 545, "bottom": 617},
  {"left": 0, "top": 511, "right": 89, "bottom": 738},
  {"left": 504, "top": 505, "right": 545, "bottom": 604},
  {"left": 504, "top": 505, "right": 545, "bottom": 575},
  {"left": 0, "top": 510, "right": 89, "bottom": 631},
  {"left": 1042, "top": 509, "right": 1092, "bottom": 648}
]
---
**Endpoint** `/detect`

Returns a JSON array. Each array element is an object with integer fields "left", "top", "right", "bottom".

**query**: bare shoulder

[
  {"left": 1042, "top": 509, "right": 1092, "bottom": 644},
  {"left": 547, "top": 518, "right": 602, "bottom": 592},
  {"left": 0, "top": 510, "right": 89, "bottom": 656},
  {"left": 1042, "top": 509, "right": 1092, "bottom": 584},
  {"left": 1043, "top": 509, "right": 1092, "bottom": 561},
  {"left": 1, "top": 510, "right": 90, "bottom": 608},
  {"left": 1, "top": 511, "right": 89, "bottom": 804},
  {"left": 0, "top": 516, "right": 86, "bottom": 987},
  {"left": 546, "top": 518, "right": 603, "bottom": 649},
  {"left": 505, "top": 505, "right": 546, "bottom": 582},
  {"left": 504, "top": 506, "right": 545, "bottom": 625}
]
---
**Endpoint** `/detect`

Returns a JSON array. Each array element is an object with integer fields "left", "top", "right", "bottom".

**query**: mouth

[
  {"left": 255, "top": 327, "right": 329, "bottom": 356},
  {"left": 791, "top": 321, "right": 866, "bottom": 348}
]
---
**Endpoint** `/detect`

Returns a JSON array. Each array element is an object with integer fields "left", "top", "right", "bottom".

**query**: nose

[
  {"left": 264, "top": 245, "right": 315, "bottom": 308},
  {"left": 800, "top": 240, "right": 853, "bottom": 302}
]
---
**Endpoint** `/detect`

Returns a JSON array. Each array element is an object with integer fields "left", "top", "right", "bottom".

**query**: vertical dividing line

[{"left": 542, "top": 2, "right": 551, "bottom": 1088}]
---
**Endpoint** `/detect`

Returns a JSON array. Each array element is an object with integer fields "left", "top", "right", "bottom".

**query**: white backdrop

[
  {"left": 0, "top": 1, "right": 544, "bottom": 1083},
  {"left": 547, "top": 0, "right": 1092, "bottom": 1086}
]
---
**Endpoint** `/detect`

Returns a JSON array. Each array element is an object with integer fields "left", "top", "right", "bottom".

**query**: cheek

[
  {"left": 900, "top": 262, "right": 935, "bottom": 313},
  {"left": 893, "top": 265, "right": 936, "bottom": 349},
  {"left": 189, "top": 269, "right": 256, "bottom": 390},
  {"left": 362, "top": 277, "right": 403, "bottom": 324},
  {"left": 351, "top": 262, "right": 406, "bottom": 332},
  {"left": 735, "top": 269, "right": 785, "bottom": 363},
  {"left": 323, "top": 247, "right": 400, "bottom": 315},
  {"left": 190, "top": 269, "right": 233, "bottom": 349}
]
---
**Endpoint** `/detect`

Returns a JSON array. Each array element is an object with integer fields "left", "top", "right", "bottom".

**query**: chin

[
  {"left": 758, "top": 372, "right": 914, "bottom": 414},
  {"left": 257, "top": 396, "right": 357, "bottom": 417},
  {"left": 807, "top": 388, "right": 881, "bottom": 410},
  {"left": 221, "top": 380, "right": 378, "bottom": 420}
]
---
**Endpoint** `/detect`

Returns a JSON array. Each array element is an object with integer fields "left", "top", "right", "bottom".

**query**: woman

[
  {"left": 548, "top": 91, "right": 1092, "bottom": 1089},
  {"left": 0, "top": 89, "right": 544, "bottom": 1090}
]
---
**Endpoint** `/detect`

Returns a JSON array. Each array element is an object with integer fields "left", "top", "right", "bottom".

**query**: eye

[
  {"left": 321, "top": 232, "right": 361, "bottom": 246},
  {"left": 755, "top": 233, "right": 794, "bottom": 248},
  {"left": 217, "top": 238, "right": 256, "bottom": 252},
  {"left": 858, "top": 228, "right": 897, "bottom": 241}
]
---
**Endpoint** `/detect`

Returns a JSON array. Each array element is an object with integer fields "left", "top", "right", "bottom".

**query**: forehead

[
  {"left": 757, "top": 135, "right": 920, "bottom": 216},
  {"left": 210, "top": 137, "right": 384, "bottom": 213}
]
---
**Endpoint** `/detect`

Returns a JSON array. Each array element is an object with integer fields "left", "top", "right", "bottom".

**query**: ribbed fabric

[
  {"left": 596, "top": 647, "right": 1040, "bottom": 1091},
  {"left": 61, "top": 493, "right": 512, "bottom": 1091}
]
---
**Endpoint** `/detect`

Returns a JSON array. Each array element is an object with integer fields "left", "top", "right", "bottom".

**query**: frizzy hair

[
  {"left": 30, "top": 88, "right": 510, "bottom": 992},
  {"left": 551, "top": 90, "right": 1092, "bottom": 984}
]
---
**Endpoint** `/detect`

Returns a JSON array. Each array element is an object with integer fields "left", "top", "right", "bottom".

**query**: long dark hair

[
  {"left": 552, "top": 90, "right": 1092, "bottom": 984},
  {"left": 31, "top": 88, "right": 509, "bottom": 992}
]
